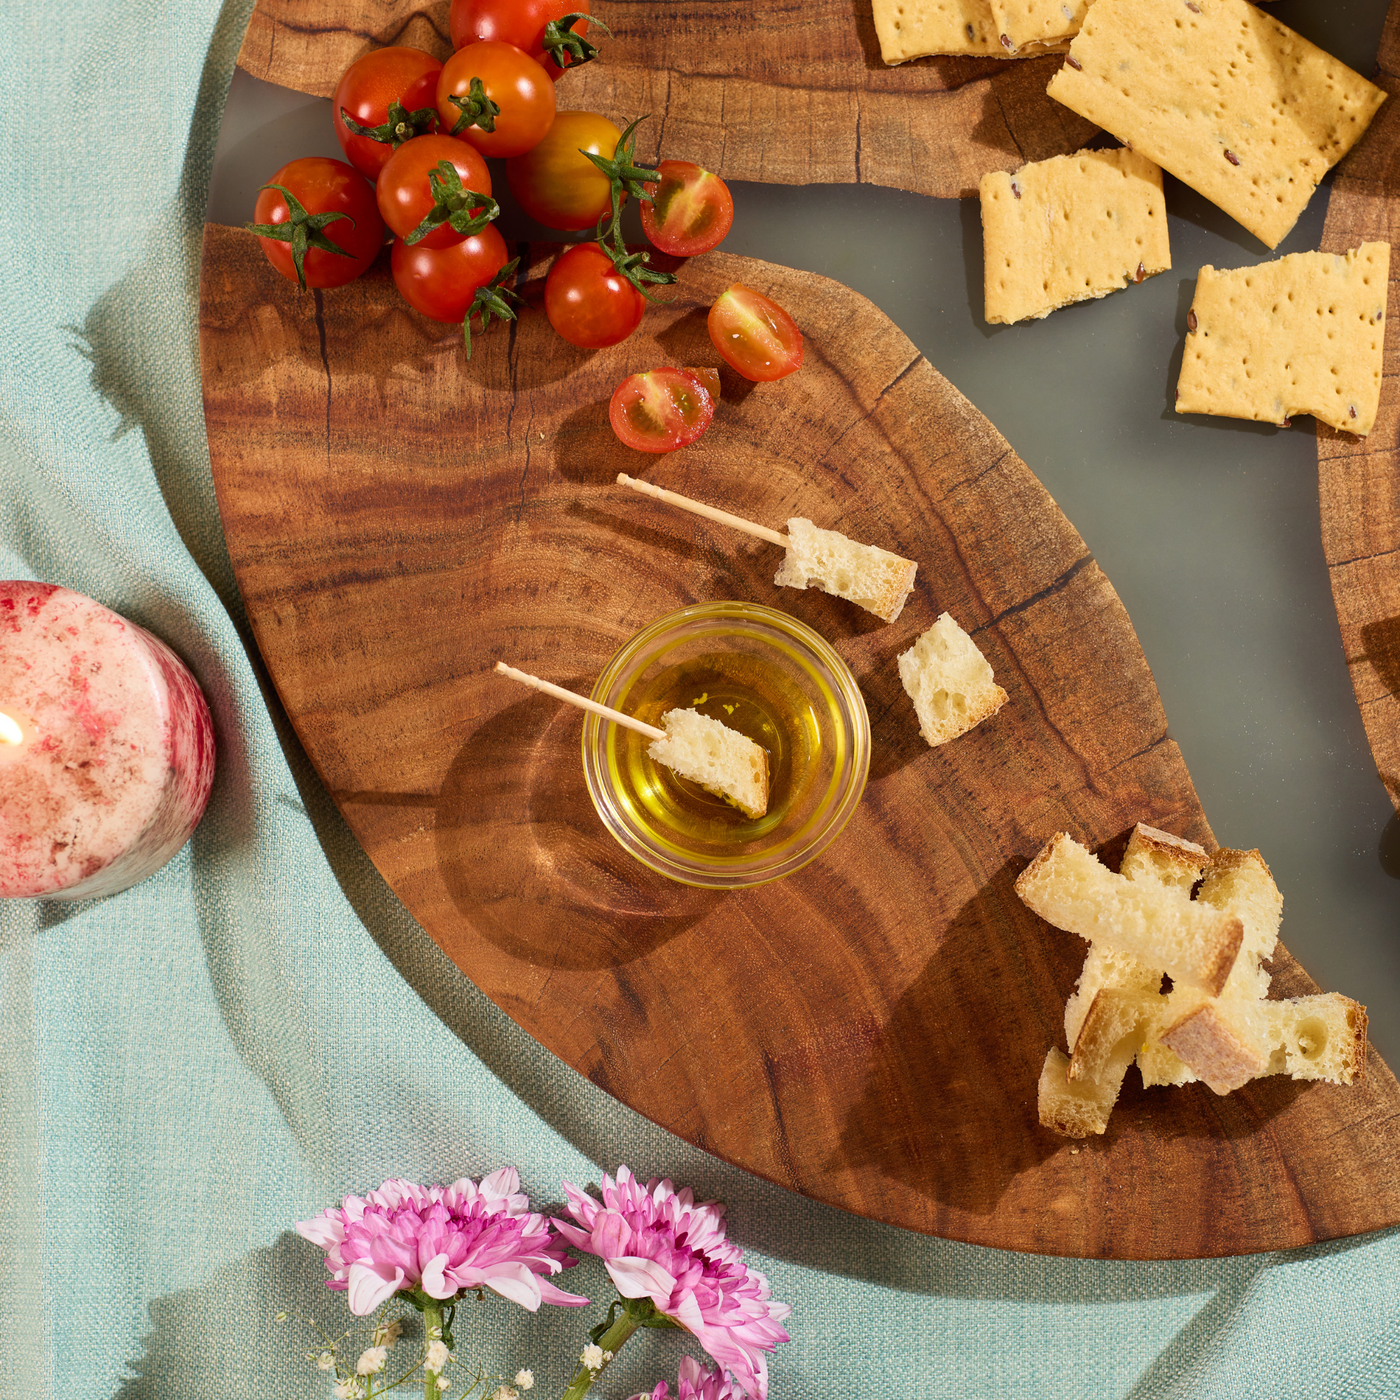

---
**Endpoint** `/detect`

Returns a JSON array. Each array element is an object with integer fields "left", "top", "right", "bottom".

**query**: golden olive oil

[{"left": 611, "top": 649, "right": 821, "bottom": 849}]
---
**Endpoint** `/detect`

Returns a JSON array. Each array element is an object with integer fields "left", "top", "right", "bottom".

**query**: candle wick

[{"left": 0, "top": 711, "right": 23, "bottom": 746}]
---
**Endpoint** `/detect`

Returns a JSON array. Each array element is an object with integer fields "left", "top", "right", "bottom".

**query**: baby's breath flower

[
  {"left": 426, "top": 1339, "right": 452, "bottom": 1373},
  {"left": 515, "top": 1370, "right": 535, "bottom": 1390},
  {"left": 581, "top": 1344, "right": 613, "bottom": 1372},
  {"left": 489, "top": 1387, "right": 519, "bottom": 1400},
  {"left": 437, "top": 1378, "right": 451, "bottom": 1393},
  {"left": 315, "top": 1350, "right": 337, "bottom": 1372},
  {"left": 332, "top": 1380, "right": 364, "bottom": 1400},
  {"left": 356, "top": 1346, "right": 388, "bottom": 1376}
]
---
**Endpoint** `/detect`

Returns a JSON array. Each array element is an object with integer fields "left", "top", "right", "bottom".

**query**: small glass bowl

[{"left": 582, "top": 601, "right": 870, "bottom": 888}]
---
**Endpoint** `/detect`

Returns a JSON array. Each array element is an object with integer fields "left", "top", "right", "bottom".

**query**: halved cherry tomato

[
  {"left": 707, "top": 284, "right": 803, "bottom": 382},
  {"left": 545, "top": 242, "right": 644, "bottom": 348},
  {"left": 609, "top": 369, "right": 715, "bottom": 452},
  {"left": 449, "top": 0, "right": 591, "bottom": 80},
  {"left": 640, "top": 161, "right": 734, "bottom": 257},
  {"left": 684, "top": 366, "right": 721, "bottom": 400},
  {"left": 333, "top": 47, "right": 443, "bottom": 180},
  {"left": 250, "top": 158, "right": 386, "bottom": 289},
  {"left": 436, "top": 41, "right": 556, "bottom": 159},
  {"left": 506, "top": 111, "right": 620, "bottom": 231},
  {"left": 376, "top": 133, "right": 493, "bottom": 248},
  {"left": 391, "top": 223, "right": 510, "bottom": 321}
]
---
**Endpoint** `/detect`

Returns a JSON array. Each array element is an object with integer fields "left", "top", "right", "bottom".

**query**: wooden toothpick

[
  {"left": 616, "top": 474, "right": 790, "bottom": 549},
  {"left": 494, "top": 662, "right": 665, "bottom": 741}
]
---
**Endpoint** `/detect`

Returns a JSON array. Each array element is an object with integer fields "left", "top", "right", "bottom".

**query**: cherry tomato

[
  {"left": 391, "top": 223, "right": 510, "bottom": 321},
  {"left": 376, "top": 133, "right": 493, "bottom": 248},
  {"left": 449, "top": 0, "right": 591, "bottom": 80},
  {"left": 250, "top": 157, "right": 385, "bottom": 289},
  {"left": 545, "top": 242, "right": 644, "bottom": 348},
  {"left": 640, "top": 161, "right": 734, "bottom": 257},
  {"left": 684, "top": 366, "right": 721, "bottom": 399},
  {"left": 707, "top": 284, "right": 803, "bottom": 382},
  {"left": 506, "top": 111, "right": 619, "bottom": 231},
  {"left": 333, "top": 47, "right": 443, "bottom": 180},
  {"left": 437, "top": 41, "right": 556, "bottom": 159},
  {"left": 609, "top": 369, "right": 715, "bottom": 452}
]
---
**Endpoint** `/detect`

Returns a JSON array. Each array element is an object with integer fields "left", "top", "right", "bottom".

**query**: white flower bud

[{"left": 515, "top": 1371, "right": 534, "bottom": 1391}]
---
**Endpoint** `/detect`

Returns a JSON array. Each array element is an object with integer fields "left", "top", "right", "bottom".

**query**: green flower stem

[
  {"left": 558, "top": 1307, "right": 646, "bottom": 1400},
  {"left": 422, "top": 1298, "right": 445, "bottom": 1400}
]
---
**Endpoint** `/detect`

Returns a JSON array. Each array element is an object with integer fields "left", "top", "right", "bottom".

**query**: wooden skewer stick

[
  {"left": 616, "top": 474, "right": 790, "bottom": 549},
  {"left": 494, "top": 662, "right": 665, "bottom": 741}
]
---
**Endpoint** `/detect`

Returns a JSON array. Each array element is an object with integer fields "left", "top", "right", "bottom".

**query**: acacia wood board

[
  {"left": 199, "top": 227, "right": 1400, "bottom": 1257},
  {"left": 234, "top": 0, "right": 1099, "bottom": 197},
  {"left": 1319, "top": 0, "right": 1400, "bottom": 813}
]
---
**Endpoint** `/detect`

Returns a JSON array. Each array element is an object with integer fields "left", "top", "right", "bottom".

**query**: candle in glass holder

[{"left": 0, "top": 581, "right": 216, "bottom": 899}]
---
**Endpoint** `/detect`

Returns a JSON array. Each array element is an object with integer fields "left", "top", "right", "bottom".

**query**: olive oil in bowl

[{"left": 583, "top": 602, "right": 870, "bottom": 888}]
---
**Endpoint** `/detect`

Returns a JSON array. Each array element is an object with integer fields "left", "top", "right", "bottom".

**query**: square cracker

[
  {"left": 1045, "top": 0, "right": 1387, "bottom": 249},
  {"left": 1175, "top": 242, "right": 1390, "bottom": 435},
  {"left": 989, "top": 0, "right": 1087, "bottom": 55},
  {"left": 872, "top": 0, "right": 1006, "bottom": 62},
  {"left": 980, "top": 146, "right": 1170, "bottom": 324}
]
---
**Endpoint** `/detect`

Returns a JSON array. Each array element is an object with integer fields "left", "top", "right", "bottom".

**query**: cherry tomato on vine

[
  {"left": 640, "top": 161, "right": 734, "bottom": 257},
  {"left": 609, "top": 368, "right": 715, "bottom": 452},
  {"left": 391, "top": 222, "right": 511, "bottom": 322},
  {"left": 506, "top": 110, "right": 620, "bottom": 231},
  {"left": 449, "top": 0, "right": 592, "bottom": 80},
  {"left": 249, "top": 157, "right": 385, "bottom": 289},
  {"left": 545, "top": 242, "right": 645, "bottom": 348},
  {"left": 333, "top": 46, "right": 443, "bottom": 180},
  {"left": 376, "top": 133, "right": 494, "bottom": 248},
  {"left": 707, "top": 284, "right": 803, "bottom": 382},
  {"left": 436, "top": 41, "right": 556, "bottom": 159}
]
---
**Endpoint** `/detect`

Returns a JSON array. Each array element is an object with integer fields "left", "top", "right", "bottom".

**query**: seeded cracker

[
  {"left": 1175, "top": 243, "right": 1389, "bottom": 435},
  {"left": 1045, "top": 0, "right": 1387, "bottom": 249},
  {"left": 980, "top": 147, "right": 1169, "bottom": 324},
  {"left": 871, "top": 0, "right": 1005, "bottom": 62},
  {"left": 988, "top": 0, "right": 1087, "bottom": 56}
]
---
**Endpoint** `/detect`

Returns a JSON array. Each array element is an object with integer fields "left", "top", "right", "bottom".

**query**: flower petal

[
  {"left": 346, "top": 1262, "right": 404, "bottom": 1316},
  {"left": 479, "top": 1262, "right": 544, "bottom": 1311},
  {"left": 605, "top": 1255, "right": 677, "bottom": 1305}
]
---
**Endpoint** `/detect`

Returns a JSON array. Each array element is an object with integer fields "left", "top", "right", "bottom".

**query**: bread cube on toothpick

[
  {"left": 494, "top": 662, "right": 769, "bottom": 819},
  {"left": 616, "top": 475, "right": 917, "bottom": 624}
]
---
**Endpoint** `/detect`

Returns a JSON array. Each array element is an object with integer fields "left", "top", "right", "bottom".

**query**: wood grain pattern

[
  {"left": 200, "top": 225, "right": 1400, "bottom": 1257},
  {"left": 235, "top": 0, "right": 1099, "bottom": 196},
  {"left": 1319, "top": 1, "right": 1400, "bottom": 811}
]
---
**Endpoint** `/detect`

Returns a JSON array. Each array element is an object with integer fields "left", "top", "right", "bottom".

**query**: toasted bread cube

[
  {"left": 897, "top": 612, "right": 1008, "bottom": 748},
  {"left": 774, "top": 518, "right": 917, "bottom": 624},
  {"left": 648, "top": 708, "right": 769, "bottom": 820}
]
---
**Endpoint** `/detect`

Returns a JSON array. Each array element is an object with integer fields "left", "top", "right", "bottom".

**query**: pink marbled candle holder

[{"left": 0, "top": 582, "right": 216, "bottom": 900}]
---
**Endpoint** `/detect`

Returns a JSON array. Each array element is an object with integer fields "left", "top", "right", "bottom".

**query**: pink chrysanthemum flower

[
  {"left": 295, "top": 1168, "right": 589, "bottom": 1316},
  {"left": 555, "top": 1167, "right": 791, "bottom": 1400},
  {"left": 632, "top": 1357, "right": 749, "bottom": 1400}
]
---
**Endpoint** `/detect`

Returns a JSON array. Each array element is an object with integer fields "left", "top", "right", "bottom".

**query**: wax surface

[{"left": 0, "top": 582, "right": 215, "bottom": 899}]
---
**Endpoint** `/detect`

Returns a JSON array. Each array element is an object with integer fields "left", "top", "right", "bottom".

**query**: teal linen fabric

[{"left": 2, "top": 1, "right": 1399, "bottom": 1396}]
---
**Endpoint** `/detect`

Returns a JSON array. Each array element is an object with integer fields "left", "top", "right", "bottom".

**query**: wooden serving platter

[
  {"left": 1320, "top": 0, "right": 1400, "bottom": 814},
  {"left": 235, "top": 0, "right": 1098, "bottom": 196},
  {"left": 199, "top": 229, "right": 1400, "bottom": 1257}
]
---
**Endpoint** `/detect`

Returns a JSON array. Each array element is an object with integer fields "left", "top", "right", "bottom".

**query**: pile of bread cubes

[
  {"left": 1016, "top": 823, "right": 1367, "bottom": 1136},
  {"left": 876, "top": 0, "right": 1390, "bottom": 436}
]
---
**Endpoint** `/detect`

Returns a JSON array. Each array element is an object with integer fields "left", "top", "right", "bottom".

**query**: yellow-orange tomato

[{"left": 505, "top": 111, "right": 619, "bottom": 231}]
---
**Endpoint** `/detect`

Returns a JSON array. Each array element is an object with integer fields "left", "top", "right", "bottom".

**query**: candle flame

[{"left": 0, "top": 711, "right": 22, "bottom": 746}]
